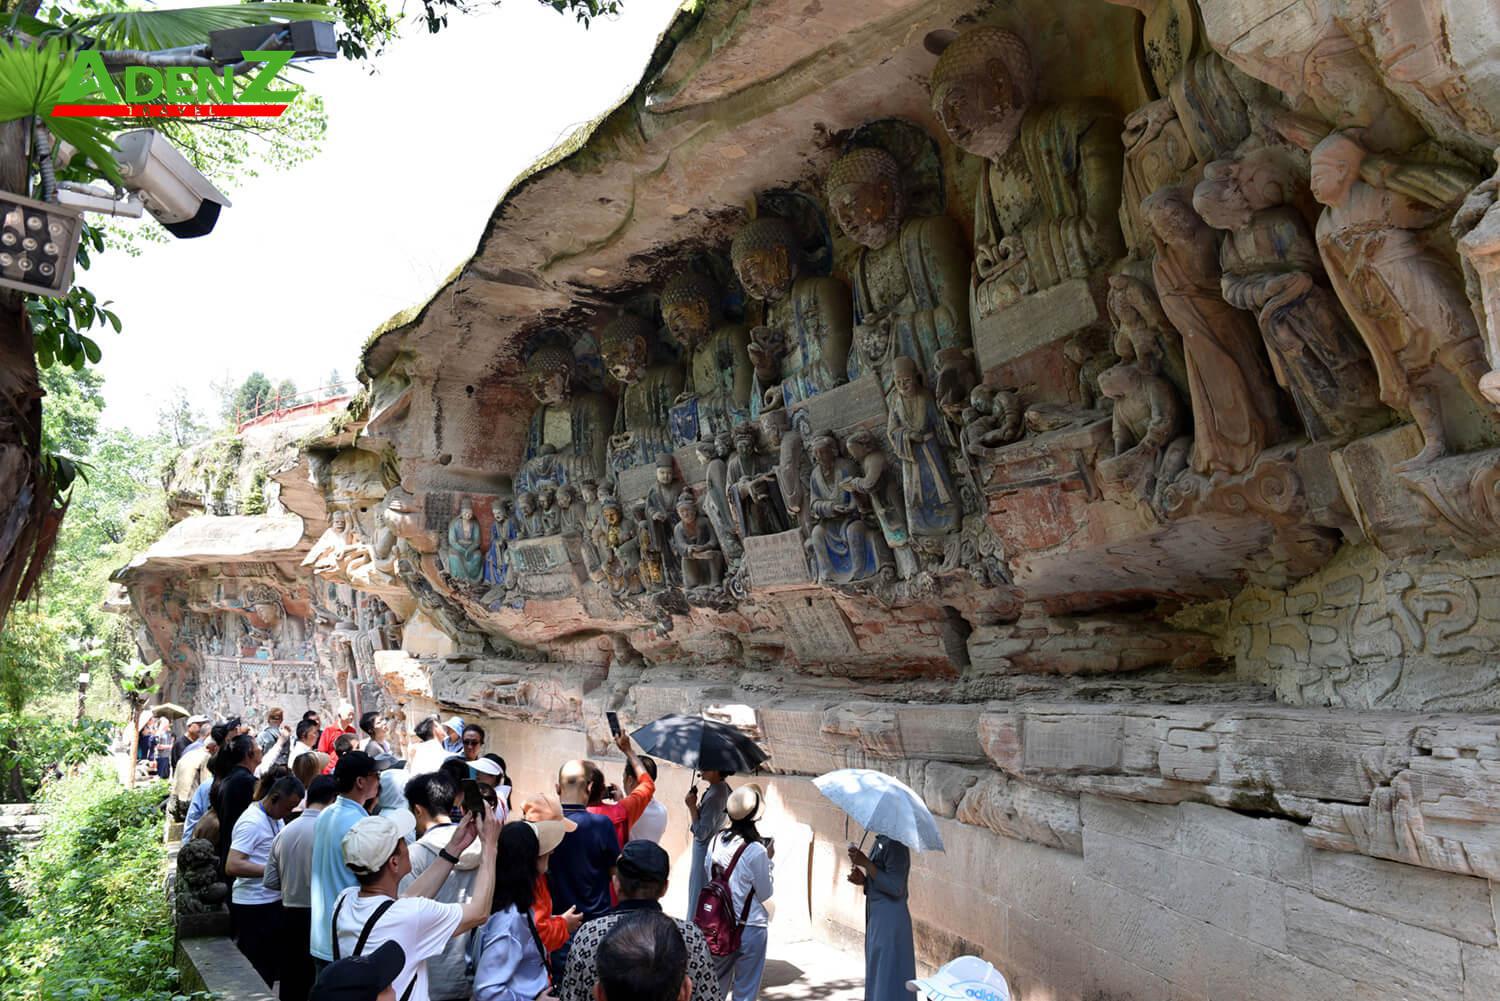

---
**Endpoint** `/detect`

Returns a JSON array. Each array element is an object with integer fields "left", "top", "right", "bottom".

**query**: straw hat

[{"left": 726, "top": 783, "right": 766, "bottom": 823}]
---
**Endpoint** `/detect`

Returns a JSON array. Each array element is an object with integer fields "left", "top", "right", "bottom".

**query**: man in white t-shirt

[
  {"left": 332, "top": 802, "right": 500, "bottom": 1001},
  {"left": 226, "top": 774, "right": 304, "bottom": 986}
]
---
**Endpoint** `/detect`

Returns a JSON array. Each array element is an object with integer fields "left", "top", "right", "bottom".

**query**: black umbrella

[{"left": 630, "top": 714, "right": 769, "bottom": 774}]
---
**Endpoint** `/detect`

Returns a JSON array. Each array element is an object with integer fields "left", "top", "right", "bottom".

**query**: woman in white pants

[{"left": 705, "top": 784, "right": 774, "bottom": 1001}]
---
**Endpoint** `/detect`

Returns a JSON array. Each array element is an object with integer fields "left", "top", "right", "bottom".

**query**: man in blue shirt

[
  {"left": 547, "top": 758, "right": 621, "bottom": 978},
  {"left": 309, "top": 750, "right": 381, "bottom": 969}
]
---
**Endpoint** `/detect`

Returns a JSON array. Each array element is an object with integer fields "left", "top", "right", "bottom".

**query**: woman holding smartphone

[{"left": 473, "top": 820, "right": 570, "bottom": 1001}]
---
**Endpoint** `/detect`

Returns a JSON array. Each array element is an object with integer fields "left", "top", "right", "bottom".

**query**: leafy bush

[
  {"left": 0, "top": 764, "right": 204, "bottom": 1001},
  {"left": 0, "top": 716, "right": 114, "bottom": 802}
]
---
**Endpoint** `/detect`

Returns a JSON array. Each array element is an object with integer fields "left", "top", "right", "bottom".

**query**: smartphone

[
  {"left": 461, "top": 778, "right": 483, "bottom": 817},
  {"left": 606, "top": 711, "right": 621, "bottom": 737}
]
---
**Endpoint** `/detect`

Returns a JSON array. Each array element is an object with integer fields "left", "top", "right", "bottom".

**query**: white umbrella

[{"left": 813, "top": 767, "right": 945, "bottom": 853}]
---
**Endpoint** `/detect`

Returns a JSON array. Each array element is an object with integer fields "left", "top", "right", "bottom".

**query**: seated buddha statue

[
  {"left": 731, "top": 216, "right": 852, "bottom": 410},
  {"left": 826, "top": 145, "right": 972, "bottom": 392},
  {"left": 929, "top": 26, "right": 1125, "bottom": 317},
  {"left": 518, "top": 341, "right": 614, "bottom": 493},
  {"left": 601, "top": 313, "right": 685, "bottom": 472},
  {"left": 662, "top": 270, "right": 753, "bottom": 445}
]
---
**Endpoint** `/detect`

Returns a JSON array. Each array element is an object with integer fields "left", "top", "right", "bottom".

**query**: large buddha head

[
  {"left": 599, "top": 314, "right": 654, "bottom": 386},
  {"left": 525, "top": 343, "right": 574, "bottom": 406},
  {"left": 661, "top": 270, "right": 720, "bottom": 350},
  {"left": 930, "top": 26, "right": 1035, "bottom": 162},
  {"left": 827, "top": 148, "right": 906, "bottom": 250},
  {"left": 731, "top": 217, "right": 800, "bottom": 302}
]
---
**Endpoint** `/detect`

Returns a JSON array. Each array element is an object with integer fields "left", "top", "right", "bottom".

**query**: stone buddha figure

[
  {"left": 730, "top": 215, "right": 852, "bottom": 410},
  {"left": 826, "top": 146, "right": 972, "bottom": 392},
  {"left": 519, "top": 341, "right": 614, "bottom": 493},
  {"left": 662, "top": 270, "right": 753, "bottom": 445},
  {"left": 602, "top": 313, "right": 684, "bottom": 471},
  {"left": 929, "top": 26, "right": 1125, "bottom": 317}
]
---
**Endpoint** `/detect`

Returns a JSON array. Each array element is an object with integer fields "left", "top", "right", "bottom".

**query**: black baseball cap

[
  {"left": 334, "top": 750, "right": 379, "bottom": 783},
  {"left": 311, "top": 940, "right": 405, "bottom": 1000},
  {"left": 616, "top": 840, "right": 670, "bottom": 883}
]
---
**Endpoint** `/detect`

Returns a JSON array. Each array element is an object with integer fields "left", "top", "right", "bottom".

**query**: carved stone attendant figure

[
  {"left": 727, "top": 422, "right": 790, "bottom": 538},
  {"left": 663, "top": 271, "right": 754, "bottom": 444},
  {"left": 826, "top": 146, "right": 972, "bottom": 389},
  {"left": 446, "top": 499, "right": 483, "bottom": 582},
  {"left": 929, "top": 26, "right": 1125, "bottom": 315},
  {"left": 806, "top": 432, "right": 892, "bottom": 584},
  {"left": 731, "top": 216, "right": 853, "bottom": 408},
  {"left": 1143, "top": 186, "right": 1285, "bottom": 474},
  {"left": 515, "top": 490, "right": 546, "bottom": 539},
  {"left": 672, "top": 491, "right": 725, "bottom": 589},
  {"left": 1310, "top": 131, "right": 1493, "bottom": 469},
  {"left": 961, "top": 385, "right": 1024, "bottom": 459},
  {"left": 1096, "top": 361, "right": 1191, "bottom": 509},
  {"left": 597, "top": 498, "right": 642, "bottom": 596},
  {"left": 536, "top": 481, "right": 561, "bottom": 535},
  {"left": 760, "top": 408, "right": 805, "bottom": 531},
  {"left": 631, "top": 500, "right": 666, "bottom": 592},
  {"left": 843, "top": 429, "right": 916, "bottom": 578},
  {"left": 695, "top": 432, "right": 743, "bottom": 560},
  {"left": 645, "top": 455, "right": 684, "bottom": 586},
  {"left": 556, "top": 483, "right": 584, "bottom": 537},
  {"left": 1192, "top": 155, "right": 1386, "bottom": 442},
  {"left": 885, "top": 357, "right": 959, "bottom": 537},
  {"left": 483, "top": 497, "right": 516, "bottom": 587}
]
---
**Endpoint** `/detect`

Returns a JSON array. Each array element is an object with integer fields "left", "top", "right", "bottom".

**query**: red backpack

[{"left": 693, "top": 838, "right": 755, "bottom": 957}]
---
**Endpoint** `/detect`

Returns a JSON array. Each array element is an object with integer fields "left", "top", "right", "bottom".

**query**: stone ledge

[{"left": 176, "top": 936, "right": 276, "bottom": 1001}]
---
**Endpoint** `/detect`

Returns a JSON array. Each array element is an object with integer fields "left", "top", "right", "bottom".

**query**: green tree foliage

[
  {"left": 229, "top": 370, "right": 274, "bottom": 421},
  {"left": 10, "top": 366, "right": 172, "bottom": 709},
  {"left": 275, "top": 377, "right": 298, "bottom": 403},
  {"left": 158, "top": 387, "right": 206, "bottom": 449},
  {"left": 0, "top": 765, "right": 197, "bottom": 999}
]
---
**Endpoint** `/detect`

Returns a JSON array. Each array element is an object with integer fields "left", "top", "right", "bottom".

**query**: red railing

[{"left": 235, "top": 381, "right": 358, "bottom": 432}]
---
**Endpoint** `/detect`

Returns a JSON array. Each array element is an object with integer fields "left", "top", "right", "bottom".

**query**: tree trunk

[{"left": 0, "top": 118, "right": 46, "bottom": 632}]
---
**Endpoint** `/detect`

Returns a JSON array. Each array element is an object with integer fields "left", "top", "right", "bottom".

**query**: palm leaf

[
  {"left": 0, "top": 37, "right": 121, "bottom": 184},
  {"left": 62, "top": 3, "right": 336, "bottom": 52}
]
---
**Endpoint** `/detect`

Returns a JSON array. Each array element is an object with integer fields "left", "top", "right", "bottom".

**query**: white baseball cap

[
  {"left": 907, "top": 957, "right": 1010, "bottom": 1001},
  {"left": 186, "top": 714, "right": 210, "bottom": 726},
  {"left": 469, "top": 757, "right": 503, "bottom": 777},
  {"left": 342, "top": 810, "right": 417, "bottom": 875}
]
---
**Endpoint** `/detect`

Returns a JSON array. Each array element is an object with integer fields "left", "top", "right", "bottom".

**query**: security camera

[{"left": 111, "top": 129, "right": 231, "bottom": 239}]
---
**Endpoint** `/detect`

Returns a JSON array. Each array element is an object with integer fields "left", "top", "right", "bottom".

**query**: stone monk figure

[
  {"left": 672, "top": 491, "right": 725, "bottom": 589},
  {"left": 662, "top": 270, "right": 753, "bottom": 444},
  {"left": 885, "top": 356, "right": 960, "bottom": 537},
  {"left": 929, "top": 26, "right": 1125, "bottom": 315},
  {"left": 446, "top": 499, "right": 483, "bottom": 582}
]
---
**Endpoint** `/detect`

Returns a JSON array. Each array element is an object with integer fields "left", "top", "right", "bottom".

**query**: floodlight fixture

[
  {"left": 207, "top": 20, "right": 337, "bottom": 63},
  {"left": 0, "top": 191, "right": 82, "bottom": 297}
]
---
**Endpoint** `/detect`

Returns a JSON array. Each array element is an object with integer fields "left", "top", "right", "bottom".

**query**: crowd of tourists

[{"left": 165, "top": 703, "right": 919, "bottom": 1001}]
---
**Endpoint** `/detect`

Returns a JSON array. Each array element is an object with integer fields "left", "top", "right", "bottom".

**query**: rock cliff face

[{"left": 121, "top": 2, "right": 1500, "bottom": 998}]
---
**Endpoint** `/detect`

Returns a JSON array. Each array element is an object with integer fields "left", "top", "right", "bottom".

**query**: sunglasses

[{"left": 462, "top": 737, "right": 482, "bottom": 746}]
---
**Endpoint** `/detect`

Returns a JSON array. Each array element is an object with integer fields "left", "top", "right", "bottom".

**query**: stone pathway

[{"left": 760, "top": 934, "right": 867, "bottom": 1001}]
